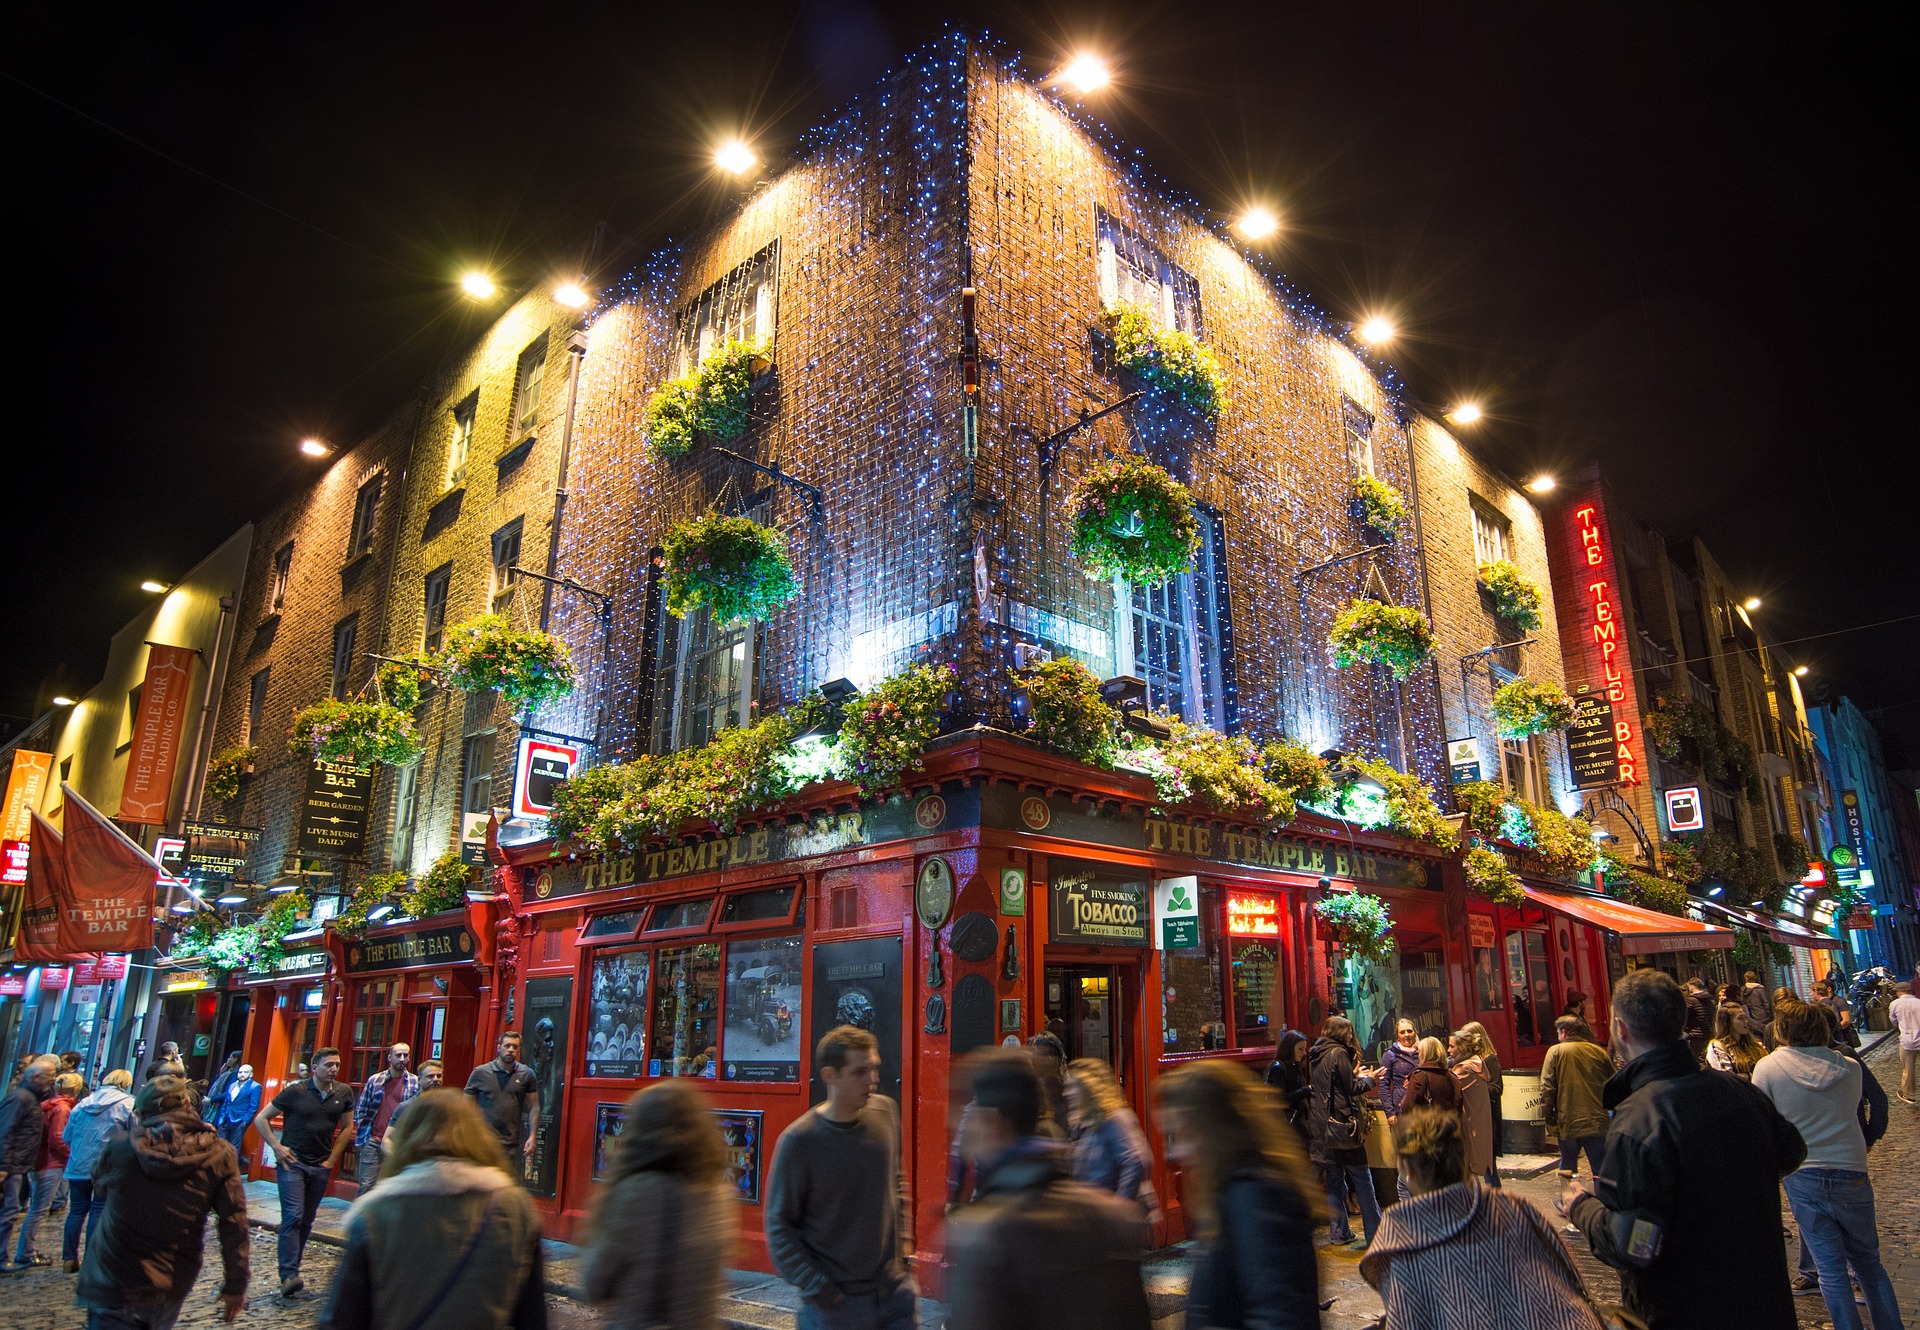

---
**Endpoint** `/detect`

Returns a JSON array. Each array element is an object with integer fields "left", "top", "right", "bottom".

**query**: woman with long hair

[
  {"left": 1064, "top": 1058, "right": 1160, "bottom": 1220},
  {"left": 1446, "top": 1032, "right": 1496, "bottom": 1187},
  {"left": 1263, "top": 1030, "right": 1312, "bottom": 1148},
  {"left": 1378, "top": 1020, "right": 1421, "bottom": 1125},
  {"left": 1707, "top": 1003, "right": 1768, "bottom": 1078},
  {"left": 1394, "top": 1039, "right": 1460, "bottom": 1203},
  {"left": 1457, "top": 1022, "right": 1503, "bottom": 1187},
  {"left": 1157, "top": 1059, "right": 1323, "bottom": 1330},
  {"left": 583, "top": 1081, "right": 737, "bottom": 1330},
  {"left": 1308, "top": 1015, "right": 1381, "bottom": 1250},
  {"left": 319, "top": 1089, "right": 546, "bottom": 1330}
]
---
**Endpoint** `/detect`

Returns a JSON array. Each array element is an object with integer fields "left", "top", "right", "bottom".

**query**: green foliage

[
  {"left": 177, "top": 891, "right": 310, "bottom": 972},
  {"left": 1099, "top": 304, "right": 1226, "bottom": 418},
  {"left": 334, "top": 871, "right": 409, "bottom": 936},
  {"left": 1660, "top": 837, "right": 1702, "bottom": 885},
  {"left": 1353, "top": 473, "right": 1410, "bottom": 539},
  {"left": 1463, "top": 844, "right": 1524, "bottom": 905},
  {"left": 438, "top": 615, "right": 576, "bottom": 709},
  {"left": 1773, "top": 833, "right": 1813, "bottom": 874},
  {"left": 169, "top": 912, "right": 220, "bottom": 960},
  {"left": 1329, "top": 600, "right": 1436, "bottom": 679},
  {"left": 204, "top": 745, "right": 254, "bottom": 804},
  {"left": 1122, "top": 718, "right": 1300, "bottom": 825},
  {"left": 1334, "top": 757, "right": 1458, "bottom": 848},
  {"left": 1452, "top": 780, "right": 1595, "bottom": 879},
  {"left": 1492, "top": 677, "right": 1577, "bottom": 739},
  {"left": 289, "top": 698, "right": 422, "bottom": 767},
  {"left": 1729, "top": 930, "right": 1788, "bottom": 974},
  {"left": 1314, "top": 891, "right": 1396, "bottom": 964},
  {"left": 835, "top": 665, "right": 954, "bottom": 799},
  {"left": 1476, "top": 560, "right": 1545, "bottom": 631},
  {"left": 1067, "top": 456, "right": 1200, "bottom": 587},
  {"left": 1019, "top": 659, "right": 1119, "bottom": 767},
  {"left": 1260, "top": 738, "right": 1337, "bottom": 809},
  {"left": 1599, "top": 852, "right": 1693, "bottom": 918},
  {"left": 375, "top": 655, "right": 435, "bottom": 710},
  {"left": 643, "top": 337, "right": 766, "bottom": 459},
  {"left": 1644, "top": 688, "right": 1760, "bottom": 795},
  {"left": 1685, "top": 830, "right": 1787, "bottom": 912},
  {"left": 663, "top": 513, "right": 800, "bottom": 624},
  {"left": 405, "top": 851, "right": 475, "bottom": 918}
]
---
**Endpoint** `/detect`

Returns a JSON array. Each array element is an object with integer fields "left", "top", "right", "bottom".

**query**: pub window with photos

[
  {"left": 1095, "top": 207, "right": 1203, "bottom": 336},
  {"left": 1112, "top": 506, "right": 1233, "bottom": 730},
  {"left": 649, "top": 942, "right": 721, "bottom": 1078},
  {"left": 669, "top": 243, "right": 777, "bottom": 380},
  {"left": 490, "top": 518, "right": 523, "bottom": 614},
  {"left": 512, "top": 339, "right": 547, "bottom": 442},
  {"left": 1342, "top": 397, "right": 1375, "bottom": 477}
]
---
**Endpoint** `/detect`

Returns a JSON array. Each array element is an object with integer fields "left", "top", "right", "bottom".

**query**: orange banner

[
  {"left": 119, "top": 644, "right": 198, "bottom": 826},
  {"left": 14, "top": 811, "right": 86, "bottom": 962},
  {"left": 1, "top": 749, "right": 54, "bottom": 842},
  {"left": 57, "top": 785, "right": 158, "bottom": 954}
]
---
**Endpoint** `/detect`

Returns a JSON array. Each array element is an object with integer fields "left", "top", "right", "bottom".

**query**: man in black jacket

[
  {"left": 1680, "top": 977, "right": 1715, "bottom": 1066},
  {"left": 1569, "top": 970, "right": 1806, "bottom": 1330},
  {"left": 0, "top": 1054, "right": 56, "bottom": 1271},
  {"left": 946, "top": 1050, "right": 1150, "bottom": 1330}
]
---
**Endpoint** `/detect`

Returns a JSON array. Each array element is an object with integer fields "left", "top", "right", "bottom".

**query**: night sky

[{"left": 11, "top": 3, "right": 1915, "bottom": 757}]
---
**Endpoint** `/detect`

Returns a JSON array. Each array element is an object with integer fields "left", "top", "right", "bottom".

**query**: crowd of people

[{"left": 0, "top": 968, "right": 1912, "bottom": 1330}]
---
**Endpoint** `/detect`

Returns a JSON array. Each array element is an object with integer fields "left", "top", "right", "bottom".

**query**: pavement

[{"left": 4, "top": 1030, "right": 1912, "bottom": 1330}]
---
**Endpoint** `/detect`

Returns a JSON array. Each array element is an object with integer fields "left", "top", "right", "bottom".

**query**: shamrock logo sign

[{"left": 1167, "top": 881, "right": 1194, "bottom": 913}]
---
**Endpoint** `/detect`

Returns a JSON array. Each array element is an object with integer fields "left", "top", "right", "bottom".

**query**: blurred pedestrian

[
  {"left": 1561, "top": 991, "right": 1592, "bottom": 1026},
  {"left": 75, "top": 1074, "right": 248, "bottom": 1327},
  {"left": 1361, "top": 1108, "right": 1601, "bottom": 1330},
  {"left": 352, "top": 1044, "right": 419, "bottom": 1193},
  {"left": 1458, "top": 1022, "right": 1503, "bottom": 1186},
  {"left": 1890, "top": 982, "right": 1920, "bottom": 1105},
  {"left": 318, "top": 1089, "right": 546, "bottom": 1330},
  {"left": 1377, "top": 1020, "right": 1419, "bottom": 1127},
  {"left": 1681, "top": 977, "right": 1715, "bottom": 1065},
  {"left": 1263, "top": 1030, "right": 1311, "bottom": 1148},
  {"left": 1539, "top": 1018, "right": 1612, "bottom": 1188},
  {"left": 1308, "top": 1016, "right": 1380, "bottom": 1251},
  {"left": 8, "top": 1071, "right": 80, "bottom": 1268},
  {"left": 1742, "top": 970, "right": 1775, "bottom": 1047},
  {"left": 210, "top": 1065, "right": 260, "bottom": 1161},
  {"left": 465, "top": 1032, "right": 539, "bottom": 1168},
  {"left": 0, "top": 1053, "right": 56, "bottom": 1272},
  {"left": 60, "top": 1051, "right": 86, "bottom": 1093},
  {"left": 51, "top": 1052, "right": 84, "bottom": 1218},
  {"left": 1063, "top": 1058, "right": 1159, "bottom": 1220},
  {"left": 1446, "top": 1033, "right": 1495, "bottom": 1191},
  {"left": 1752, "top": 1001, "right": 1905, "bottom": 1330},
  {"left": 253, "top": 1046, "right": 355, "bottom": 1296},
  {"left": 206, "top": 1055, "right": 241, "bottom": 1119},
  {"left": 61, "top": 1069, "right": 135, "bottom": 1272},
  {"left": 1157, "top": 1058, "right": 1321, "bottom": 1330},
  {"left": 766, "top": 1026, "right": 916, "bottom": 1330},
  {"left": 947, "top": 1050, "right": 1151, "bottom": 1330},
  {"left": 1568, "top": 969, "right": 1805, "bottom": 1330},
  {"left": 1707, "top": 1003, "right": 1767, "bottom": 1078},
  {"left": 1394, "top": 1039, "right": 1459, "bottom": 1201},
  {"left": 1812, "top": 980, "right": 1858, "bottom": 1050},
  {"left": 1026, "top": 1033, "right": 1068, "bottom": 1140},
  {"left": 584, "top": 1082, "right": 735, "bottom": 1330}
]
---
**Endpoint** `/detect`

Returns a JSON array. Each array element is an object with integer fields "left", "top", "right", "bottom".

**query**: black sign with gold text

[
  {"left": 297, "top": 761, "right": 372, "bottom": 856},
  {"left": 1567, "top": 694, "right": 1620, "bottom": 789},
  {"left": 344, "top": 921, "right": 475, "bottom": 974}
]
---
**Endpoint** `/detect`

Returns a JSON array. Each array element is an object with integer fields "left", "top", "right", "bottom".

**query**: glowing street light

[
  {"left": 52, "top": 696, "right": 76, "bottom": 707},
  {"left": 1061, "top": 54, "right": 1111, "bottom": 94},
  {"left": 1357, "top": 316, "right": 1395, "bottom": 345},
  {"left": 1237, "top": 206, "right": 1280, "bottom": 240},
  {"left": 1527, "top": 475, "right": 1557, "bottom": 494},
  {"left": 1449, "top": 402, "right": 1483, "bottom": 425},
  {"left": 460, "top": 271, "right": 497, "bottom": 299},
  {"left": 140, "top": 580, "right": 169, "bottom": 594},
  {"left": 1744, "top": 596, "right": 1762, "bottom": 611},
  {"left": 554, "top": 281, "right": 590, "bottom": 309},
  {"left": 300, "top": 438, "right": 330, "bottom": 458},
  {"left": 1793, "top": 665, "right": 1809, "bottom": 677},
  {"left": 714, "top": 139, "right": 757, "bottom": 174}
]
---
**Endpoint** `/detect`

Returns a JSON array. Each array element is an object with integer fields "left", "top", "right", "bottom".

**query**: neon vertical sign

[{"left": 1574, "top": 504, "right": 1641, "bottom": 785}]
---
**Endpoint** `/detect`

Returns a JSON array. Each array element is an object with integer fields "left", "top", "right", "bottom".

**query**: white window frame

[
  {"left": 1342, "top": 397, "right": 1375, "bottom": 478},
  {"left": 348, "top": 476, "right": 382, "bottom": 557},
  {"left": 1095, "top": 208, "right": 1202, "bottom": 336},
  {"left": 513, "top": 341, "right": 546, "bottom": 441},
  {"left": 490, "top": 519, "right": 524, "bottom": 615},
  {"left": 446, "top": 397, "right": 476, "bottom": 490},
  {"left": 390, "top": 761, "right": 420, "bottom": 872},
  {"left": 269, "top": 543, "right": 293, "bottom": 612},
  {"left": 422, "top": 565, "right": 452, "bottom": 653},
  {"left": 1499, "top": 732, "right": 1542, "bottom": 806},
  {"left": 667, "top": 609, "right": 757, "bottom": 752},
  {"left": 670, "top": 244, "right": 777, "bottom": 380},
  {"left": 246, "top": 667, "right": 270, "bottom": 745},
  {"left": 1111, "top": 508, "right": 1229, "bottom": 731},
  {"left": 462, "top": 734, "right": 496, "bottom": 817}
]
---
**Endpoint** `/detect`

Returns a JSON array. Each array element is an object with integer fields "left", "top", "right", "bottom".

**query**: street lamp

[
  {"left": 1356, "top": 316, "right": 1395, "bottom": 345},
  {"left": 1527, "top": 475, "right": 1557, "bottom": 494},
  {"left": 1743, "top": 596, "right": 1762, "bottom": 611},
  {"left": 714, "top": 139, "right": 757, "bottom": 174},
  {"left": 1061, "top": 54, "right": 1111, "bottom": 94},
  {"left": 52, "top": 696, "right": 76, "bottom": 707},
  {"left": 460, "top": 271, "right": 497, "bottom": 299},
  {"left": 300, "top": 438, "right": 330, "bottom": 458},
  {"left": 1449, "top": 402, "right": 1483, "bottom": 425},
  {"left": 140, "top": 580, "right": 169, "bottom": 594},
  {"left": 554, "top": 281, "right": 590, "bottom": 309},
  {"left": 1237, "top": 206, "right": 1280, "bottom": 240},
  {"left": 1794, "top": 665, "right": 1809, "bottom": 677}
]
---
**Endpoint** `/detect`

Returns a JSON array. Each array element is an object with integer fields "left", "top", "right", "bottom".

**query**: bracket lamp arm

[{"left": 709, "top": 446, "right": 825, "bottom": 517}]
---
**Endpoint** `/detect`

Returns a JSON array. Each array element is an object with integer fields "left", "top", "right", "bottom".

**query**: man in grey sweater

[{"left": 766, "top": 1026, "right": 915, "bottom": 1330}]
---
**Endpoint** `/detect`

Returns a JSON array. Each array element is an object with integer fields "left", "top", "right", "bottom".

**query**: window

[
  {"left": 1505, "top": 927, "right": 1553, "bottom": 1048},
  {"left": 644, "top": 898, "right": 715, "bottom": 933},
  {"left": 390, "top": 761, "right": 420, "bottom": 871},
  {"left": 513, "top": 341, "right": 547, "bottom": 441},
  {"left": 59, "top": 756, "right": 73, "bottom": 785},
  {"left": 1112, "top": 507, "right": 1232, "bottom": 730},
  {"left": 1342, "top": 397, "right": 1375, "bottom": 477},
  {"left": 585, "top": 947, "right": 650, "bottom": 1077},
  {"left": 490, "top": 519, "right": 524, "bottom": 614},
  {"left": 648, "top": 943, "right": 721, "bottom": 1077},
  {"left": 583, "top": 910, "right": 647, "bottom": 941},
  {"left": 330, "top": 615, "right": 358, "bottom": 701},
  {"left": 1095, "top": 208, "right": 1202, "bottom": 335},
  {"left": 446, "top": 396, "right": 476, "bottom": 489},
  {"left": 1499, "top": 733, "right": 1542, "bottom": 805},
  {"left": 1471, "top": 499, "right": 1511, "bottom": 568},
  {"left": 269, "top": 543, "right": 294, "bottom": 612},
  {"left": 669, "top": 243, "right": 778, "bottom": 379},
  {"left": 721, "top": 933, "right": 803, "bottom": 1081},
  {"left": 246, "top": 668, "right": 270, "bottom": 745},
  {"left": 348, "top": 476, "right": 382, "bottom": 558},
  {"left": 720, "top": 886, "right": 796, "bottom": 926},
  {"left": 422, "top": 564, "right": 452, "bottom": 653},
  {"left": 123, "top": 686, "right": 143, "bottom": 747},
  {"left": 659, "top": 608, "right": 756, "bottom": 752},
  {"left": 462, "top": 734, "right": 496, "bottom": 819},
  {"left": 1162, "top": 889, "right": 1227, "bottom": 1054},
  {"left": 348, "top": 979, "right": 400, "bottom": 1083}
]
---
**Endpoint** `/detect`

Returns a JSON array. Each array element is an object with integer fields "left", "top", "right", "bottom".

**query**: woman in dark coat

[
  {"left": 1308, "top": 1016, "right": 1380, "bottom": 1250},
  {"left": 1158, "top": 1059, "right": 1323, "bottom": 1330},
  {"left": 1264, "top": 1030, "right": 1312, "bottom": 1148},
  {"left": 1395, "top": 1039, "right": 1460, "bottom": 1200}
]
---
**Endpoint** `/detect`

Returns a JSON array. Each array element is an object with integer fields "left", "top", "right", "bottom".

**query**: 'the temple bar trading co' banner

[{"left": 119, "top": 645, "right": 198, "bottom": 826}]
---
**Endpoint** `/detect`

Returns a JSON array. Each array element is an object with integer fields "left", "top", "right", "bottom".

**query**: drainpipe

[
  {"left": 182, "top": 595, "right": 239, "bottom": 825},
  {"left": 539, "top": 329, "right": 591, "bottom": 632}
]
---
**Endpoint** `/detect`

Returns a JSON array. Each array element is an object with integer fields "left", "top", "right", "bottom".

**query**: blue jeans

[
  {"left": 1781, "top": 1168, "right": 1905, "bottom": 1330},
  {"left": 1558, "top": 1136, "right": 1604, "bottom": 1176},
  {"left": 275, "top": 1160, "right": 331, "bottom": 1280},
  {"left": 0, "top": 1172, "right": 28, "bottom": 1261},
  {"left": 86, "top": 1300, "right": 186, "bottom": 1330},
  {"left": 1324, "top": 1161, "right": 1381, "bottom": 1243},
  {"left": 796, "top": 1276, "right": 919, "bottom": 1330},
  {"left": 13, "top": 1167, "right": 61, "bottom": 1262},
  {"left": 64, "top": 1178, "right": 103, "bottom": 1263}
]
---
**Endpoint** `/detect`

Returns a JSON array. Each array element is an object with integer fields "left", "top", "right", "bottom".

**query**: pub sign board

[
  {"left": 1567, "top": 694, "right": 1621, "bottom": 788},
  {"left": 183, "top": 821, "right": 262, "bottom": 882},
  {"left": 296, "top": 761, "right": 371, "bottom": 857},
  {"left": 344, "top": 921, "right": 475, "bottom": 975},
  {"left": 1049, "top": 859, "right": 1148, "bottom": 948}
]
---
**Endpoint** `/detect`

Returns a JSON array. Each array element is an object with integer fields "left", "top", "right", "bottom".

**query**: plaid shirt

[{"left": 352, "top": 1068, "right": 420, "bottom": 1146}]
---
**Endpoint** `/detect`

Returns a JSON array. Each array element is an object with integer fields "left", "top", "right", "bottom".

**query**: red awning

[
  {"left": 1698, "top": 901, "right": 1843, "bottom": 951},
  {"left": 1521, "top": 883, "right": 1735, "bottom": 955}
]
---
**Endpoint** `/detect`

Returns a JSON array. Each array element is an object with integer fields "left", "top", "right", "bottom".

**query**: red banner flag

[
  {"left": 57, "top": 785, "right": 158, "bottom": 954},
  {"left": 14, "top": 811, "right": 84, "bottom": 962},
  {"left": 119, "top": 644, "right": 197, "bottom": 826}
]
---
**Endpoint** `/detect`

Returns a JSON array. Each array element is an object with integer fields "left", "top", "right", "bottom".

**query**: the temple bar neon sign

[
  {"left": 1575, "top": 505, "right": 1640, "bottom": 785},
  {"left": 1227, "top": 893, "right": 1281, "bottom": 937}
]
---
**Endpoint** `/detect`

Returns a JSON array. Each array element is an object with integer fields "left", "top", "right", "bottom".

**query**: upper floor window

[
  {"left": 490, "top": 519, "right": 524, "bottom": 614},
  {"left": 269, "top": 543, "right": 294, "bottom": 613},
  {"left": 657, "top": 610, "right": 757, "bottom": 753},
  {"left": 246, "top": 668, "right": 270, "bottom": 745},
  {"left": 330, "top": 615, "right": 359, "bottom": 701},
  {"left": 1095, "top": 208, "right": 1202, "bottom": 336},
  {"left": 670, "top": 243, "right": 778, "bottom": 379},
  {"left": 1499, "top": 732, "right": 1542, "bottom": 805},
  {"left": 446, "top": 396, "right": 477, "bottom": 489},
  {"left": 1342, "top": 398, "right": 1375, "bottom": 477},
  {"left": 348, "top": 476, "right": 382, "bottom": 558},
  {"left": 513, "top": 340, "right": 547, "bottom": 441},
  {"left": 423, "top": 564, "right": 452, "bottom": 653},
  {"left": 462, "top": 733, "right": 496, "bottom": 816},
  {"left": 1471, "top": 499, "right": 1511, "bottom": 568},
  {"left": 390, "top": 761, "right": 420, "bottom": 872},
  {"left": 1112, "top": 507, "right": 1233, "bottom": 731}
]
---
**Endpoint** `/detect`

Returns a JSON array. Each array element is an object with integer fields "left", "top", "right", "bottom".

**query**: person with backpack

[{"left": 1308, "top": 1016, "right": 1380, "bottom": 1251}]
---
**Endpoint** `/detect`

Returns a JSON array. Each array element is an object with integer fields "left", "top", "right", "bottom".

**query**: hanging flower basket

[
  {"left": 663, "top": 513, "right": 800, "bottom": 623},
  {"left": 375, "top": 654, "right": 437, "bottom": 710},
  {"left": 1352, "top": 474, "right": 1409, "bottom": 539},
  {"left": 1068, "top": 456, "right": 1200, "bottom": 587},
  {"left": 1313, "top": 891, "right": 1396, "bottom": 964},
  {"left": 1329, "top": 600, "right": 1436, "bottom": 679},
  {"left": 833, "top": 664, "right": 954, "bottom": 799},
  {"left": 289, "top": 698, "right": 423, "bottom": 767},
  {"left": 1492, "top": 677, "right": 1577, "bottom": 738},
  {"left": 1478, "top": 560, "right": 1544, "bottom": 631},
  {"left": 1099, "top": 305, "right": 1226, "bottom": 419},
  {"left": 438, "top": 616, "right": 576, "bottom": 709},
  {"left": 204, "top": 745, "right": 254, "bottom": 804},
  {"left": 1463, "top": 843, "right": 1524, "bottom": 906},
  {"left": 1017, "top": 658, "right": 1119, "bottom": 768},
  {"left": 644, "top": 338, "right": 768, "bottom": 460}
]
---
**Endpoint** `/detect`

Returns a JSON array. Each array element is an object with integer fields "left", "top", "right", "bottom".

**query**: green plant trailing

[
  {"left": 204, "top": 745, "right": 254, "bottom": 804},
  {"left": 1463, "top": 844, "right": 1524, "bottom": 905},
  {"left": 1451, "top": 780, "right": 1596, "bottom": 879},
  {"left": 1477, "top": 561, "right": 1544, "bottom": 632},
  {"left": 1492, "top": 678, "right": 1577, "bottom": 739},
  {"left": 1018, "top": 659, "right": 1118, "bottom": 768},
  {"left": 405, "top": 851, "right": 475, "bottom": 918},
  {"left": 1314, "top": 891, "right": 1396, "bottom": 964},
  {"left": 663, "top": 513, "right": 800, "bottom": 623},
  {"left": 1684, "top": 830, "right": 1786, "bottom": 912},
  {"left": 1320, "top": 757, "right": 1458, "bottom": 848},
  {"left": 1644, "top": 687, "right": 1761, "bottom": 799},
  {"left": 1067, "top": 456, "right": 1200, "bottom": 587},
  {"left": 1353, "top": 474, "right": 1409, "bottom": 539},
  {"left": 177, "top": 891, "right": 311, "bottom": 972},
  {"left": 1121, "top": 719, "right": 1301, "bottom": 825},
  {"left": 334, "top": 871, "right": 409, "bottom": 936},
  {"left": 376, "top": 654, "right": 437, "bottom": 710},
  {"left": 834, "top": 664, "right": 953, "bottom": 799},
  {"left": 1260, "top": 739, "right": 1337, "bottom": 810},
  {"left": 289, "top": 698, "right": 422, "bottom": 767},
  {"left": 1099, "top": 304, "right": 1226, "bottom": 418},
  {"left": 1598, "top": 852, "right": 1692, "bottom": 919},
  {"left": 643, "top": 337, "right": 766, "bottom": 459},
  {"left": 438, "top": 615, "right": 576, "bottom": 709},
  {"left": 1329, "top": 600, "right": 1436, "bottom": 679}
]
